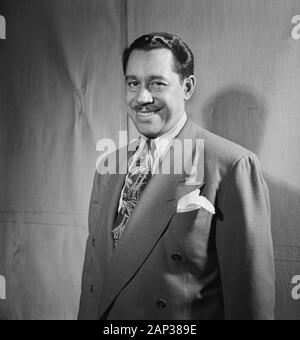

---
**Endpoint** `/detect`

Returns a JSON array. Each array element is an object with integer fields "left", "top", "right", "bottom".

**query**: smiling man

[{"left": 78, "top": 33, "right": 275, "bottom": 320}]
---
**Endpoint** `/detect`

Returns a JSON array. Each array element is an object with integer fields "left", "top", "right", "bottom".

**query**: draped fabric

[
  {"left": 0, "top": 0, "right": 300, "bottom": 319},
  {"left": 0, "top": 0, "right": 126, "bottom": 319}
]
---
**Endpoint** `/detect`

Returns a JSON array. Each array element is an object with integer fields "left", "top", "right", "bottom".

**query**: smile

[
  {"left": 135, "top": 108, "right": 163, "bottom": 120},
  {"left": 137, "top": 111, "right": 155, "bottom": 117}
]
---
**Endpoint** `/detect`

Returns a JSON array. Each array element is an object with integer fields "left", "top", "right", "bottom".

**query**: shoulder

[
  {"left": 187, "top": 119, "right": 259, "bottom": 171},
  {"left": 184, "top": 120, "right": 263, "bottom": 192}
]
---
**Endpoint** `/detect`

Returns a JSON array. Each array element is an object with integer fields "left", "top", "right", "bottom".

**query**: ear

[{"left": 183, "top": 75, "right": 196, "bottom": 100}]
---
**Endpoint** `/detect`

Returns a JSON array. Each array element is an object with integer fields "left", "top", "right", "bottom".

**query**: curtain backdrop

[
  {"left": 0, "top": 0, "right": 300, "bottom": 319},
  {"left": 0, "top": 0, "right": 126, "bottom": 319}
]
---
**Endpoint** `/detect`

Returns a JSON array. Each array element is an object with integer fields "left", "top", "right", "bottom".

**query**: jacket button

[
  {"left": 171, "top": 252, "right": 183, "bottom": 262},
  {"left": 156, "top": 299, "right": 167, "bottom": 309},
  {"left": 90, "top": 284, "right": 93, "bottom": 293},
  {"left": 92, "top": 238, "right": 95, "bottom": 247}
]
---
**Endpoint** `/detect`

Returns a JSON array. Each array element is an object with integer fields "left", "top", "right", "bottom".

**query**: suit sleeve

[
  {"left": 216, "top": 153, "right": 275, "bottom": 320},
  {"left": 78, "top": 171, "right": 101, "bottom": 320}
]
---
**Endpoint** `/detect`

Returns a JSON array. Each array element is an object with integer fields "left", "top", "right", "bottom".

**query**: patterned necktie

[{"left": 112, "top": 138, "right": 154, "bottom": 247}]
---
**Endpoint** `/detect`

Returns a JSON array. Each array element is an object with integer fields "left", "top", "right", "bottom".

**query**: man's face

[{"left": 125, "top": 48, "right": 189, "bottom": 138}]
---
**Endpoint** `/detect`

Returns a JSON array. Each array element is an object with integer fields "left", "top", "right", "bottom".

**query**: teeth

[{"left": 137, "top": 111, "right": 154, "bottom": 116}]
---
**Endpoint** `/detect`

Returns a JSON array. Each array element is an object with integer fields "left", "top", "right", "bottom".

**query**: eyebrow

[{"left": 125, "top": 75, "right": 168, "bottom": 82}]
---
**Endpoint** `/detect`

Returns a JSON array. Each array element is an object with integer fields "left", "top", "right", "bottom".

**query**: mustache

[{"left": 133, "top": 104, "right": 162, "bottom": 112}]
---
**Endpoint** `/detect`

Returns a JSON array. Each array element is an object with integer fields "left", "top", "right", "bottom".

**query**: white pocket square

[{"left": 177, "top": 188, "right": 215, "bottom": 214}]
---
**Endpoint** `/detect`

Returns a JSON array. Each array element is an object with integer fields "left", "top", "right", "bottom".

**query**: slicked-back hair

[{"left": 122, "top": 32, "right": 194, "bottom": 82}]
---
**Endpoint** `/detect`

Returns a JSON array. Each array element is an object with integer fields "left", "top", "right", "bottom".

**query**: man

[{"left": 78, "top": 33, "right": 275, "bottom": 320}]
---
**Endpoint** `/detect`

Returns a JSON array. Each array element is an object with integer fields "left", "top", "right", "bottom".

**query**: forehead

[{"left": 126, "top": 48, "right": 178, "bottom": 79}]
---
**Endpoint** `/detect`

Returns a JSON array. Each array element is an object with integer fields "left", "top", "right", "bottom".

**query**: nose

[{"left": 135, "top": 87, "right": 154, "bottom": 105}]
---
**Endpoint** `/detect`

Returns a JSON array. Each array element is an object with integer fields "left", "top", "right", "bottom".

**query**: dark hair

[{"left": 122, "top": 32, "right": 194, "bottom": 81}]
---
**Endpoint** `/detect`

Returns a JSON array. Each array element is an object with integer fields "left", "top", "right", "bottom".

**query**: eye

[
  {"left": 127, "top": 81, "right": 139, "bottom": 89},
  {"left": 150, "top": 82, "right": 166, "bottom": 90}
]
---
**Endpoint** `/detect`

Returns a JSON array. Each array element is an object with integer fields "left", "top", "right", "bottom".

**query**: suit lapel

[
  {"left": 97, "top": 119, "right": 204, "bottom": 319},
  {"left": 96, "top": 173, "right": 125, "bottom": 268}
]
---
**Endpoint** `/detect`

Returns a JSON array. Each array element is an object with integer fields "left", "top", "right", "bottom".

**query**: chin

[
  {"left": 130, "top": 113, "right": 167, "bottom": 138},
  {"left": 136, "top": 126, "right": 160, "bottom": 138}
]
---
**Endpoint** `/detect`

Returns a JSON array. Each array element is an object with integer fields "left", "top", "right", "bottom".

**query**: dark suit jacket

[{"left": 78, "top": 119, "right": 275, "bottom": 320}]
